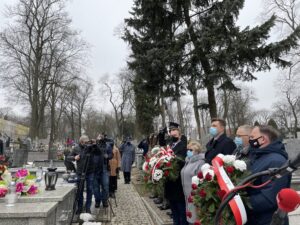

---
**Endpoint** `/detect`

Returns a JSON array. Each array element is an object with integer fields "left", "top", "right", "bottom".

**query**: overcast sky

[{"left": 0, "top": 0, "right": 282, "bottom": 116}]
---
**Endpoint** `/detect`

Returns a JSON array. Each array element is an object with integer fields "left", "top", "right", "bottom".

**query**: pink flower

[
  {"left": 199, "top": 189, "right": 206, "bottom": 198},
  {"left": 186, "top": 211, "right": 192, "bottom": 218},
  {"left": 16, "top": 182, "right": 24, "bottom": 193},
  {"left": 0, "top": 187, "right": 8, "bottom": 197},
  {"left": 197, "top": 171, "right": 203, "bottom": 179},
  {"left": 164, "top": 170, "right": 170, "bottom": 176},
  {"left": 194, "top": 220, "right": 202, "bottom": 225},
  {"left": 27, "top": 185, "right": 38, "bottom": 195},
  {"left": 226, "top": 166, "right": 235, "bottom": 174},
  {"left": 205, "top": 173, "right": 213, "bottom": 181},
  {"left": 192, "top": 183, "right": 198, "bottom": 190},
  {"left": 217, "top": 189, "right": 227, "bottom": 200},
  {"left": 16, "top": 169, "right": 28, "bottom": 178},
  {"left": 188, "top": 195, "right": 193, "bottom": 203}
]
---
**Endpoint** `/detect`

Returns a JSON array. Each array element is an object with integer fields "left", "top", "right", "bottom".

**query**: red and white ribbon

[{"left": 212, "top": 156, "right": 247, "bottom": 225}]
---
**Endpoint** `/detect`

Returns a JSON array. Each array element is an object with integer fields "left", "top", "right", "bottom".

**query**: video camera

[{"left": 83, "top": 140, "right": 101, "bottom": 154}]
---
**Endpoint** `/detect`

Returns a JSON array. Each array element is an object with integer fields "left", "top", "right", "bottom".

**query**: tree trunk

[
  {"left": 160, "top": 95, "right": 166, "bottom": 127},
  {"left": 183, "top": 2, "right": 218, "bottom": 119},
  {"left": 207, "top": 83, "right": 217, "bottom": 118},
  {"left": 176, "top": 95, "right": 185, "bottom": 133},
  {"left": 48, "top": 94, "right": 56, "bottom": 159},
  {"left": 192, "top": 90, "right": 201, "bottom": 140}
]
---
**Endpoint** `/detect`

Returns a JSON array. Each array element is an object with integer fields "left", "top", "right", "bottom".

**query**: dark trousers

[
  {"left": 169, "top": 200, "right": 188, "bottom": 225},
  {"left": 123, "top": 172, "right": 131, "bottom": 183},
  {"left": 109, "top": 176, "right": 117, "bottom": 193},
  {"left": 77, "top": 173, "right": 94, "bottom": 211},
  {"left": 93, "top": 169, "right": 109, "bottom": 204}
]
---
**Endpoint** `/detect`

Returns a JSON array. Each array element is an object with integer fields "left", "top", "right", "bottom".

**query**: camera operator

[
  {"left": 67, "top": 135, "right": 99, "bottom": 214},
  {"left": 93, "top": 133, "right": 113, "bottom": 208}
]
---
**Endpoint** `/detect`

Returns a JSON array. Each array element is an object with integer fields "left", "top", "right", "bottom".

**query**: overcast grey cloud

[{"left": 0, "top": 0, "right": 283, "bottom": 115}]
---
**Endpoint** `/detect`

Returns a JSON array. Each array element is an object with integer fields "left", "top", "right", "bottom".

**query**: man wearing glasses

[
  {"left": 233, "top": 125, "right": 253, "bottom": 160},
  {"left": 246, "top": 125, "right": 290, "bottom": 225}
]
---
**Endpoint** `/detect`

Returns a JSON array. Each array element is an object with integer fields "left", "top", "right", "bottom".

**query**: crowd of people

[
  {"left": 64, "top": 133, "right": 136, "bottom": 214},
  {"left": 143, "top": 119, "right": 291, "bottom": 225}
]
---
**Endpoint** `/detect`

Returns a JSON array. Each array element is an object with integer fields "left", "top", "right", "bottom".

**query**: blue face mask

[
  {"left": 234, "top": 137, "right": 243, "bottom": 147},
  {"left": 209, "top": 127, "right": 218, "bottom": 137},
  {"left": 186, "top": 150, "right": 193, "bottom": 158}
]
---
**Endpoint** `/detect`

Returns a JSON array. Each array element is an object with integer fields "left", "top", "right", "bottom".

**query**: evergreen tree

[
  {"left": 178, "top": 0, "right": 300, "bottom": 117},
  {"left": 123, "top": 0, "right": 183, "bottom": 134}
]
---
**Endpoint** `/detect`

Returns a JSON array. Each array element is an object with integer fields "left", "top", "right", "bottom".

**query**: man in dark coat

[
  {"left": 67, "top": 135, "right": 100, "bottom": 214},
  {"left": 205, "top": 118, "right": 236, "bottom": 164},
  {"left": 138, "top": 137, "right": 149, "bottom": 157},
  {"left": 93, "top": 133, "right": 113, "bottom": 208},
  {"left": 165, "top": 122, "right": 188, "bottom": 225},
  {"left": 246, "top": 125, "right": 290, "bottom": 225}
]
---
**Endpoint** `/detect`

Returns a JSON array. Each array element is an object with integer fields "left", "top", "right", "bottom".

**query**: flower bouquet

[
  {"left": 189, "top": 154, "right": 250, "bottom": 225},
  {"left": 0, "top": 155, "right": 10, "bottom": 197},
  {"left": 15, "top": 169, "right": 39, "bottom": 195},
  {"left": 0, "top": 167, "right": 39, "bottom": 198},
  {"left": 142, "top": 146, "right": 181, "bottom": 195}
]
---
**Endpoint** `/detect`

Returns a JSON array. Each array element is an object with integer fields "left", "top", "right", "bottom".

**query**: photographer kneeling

[{"left": 68, "top": 135, "right": 100, "bottom": 214}]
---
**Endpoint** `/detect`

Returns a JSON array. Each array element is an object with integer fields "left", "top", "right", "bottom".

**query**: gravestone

[{"left": 12, "top": 143, "right": 29, "bottom": 167}]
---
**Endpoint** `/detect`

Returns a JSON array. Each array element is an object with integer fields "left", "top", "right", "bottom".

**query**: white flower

[
  {"left": 153, "top": 169, "right": 163, "bottom": 181},
  {"left": 1, "top": 170, "right": 12, "bottom": 184},
  {"left": 151, "top": 147, "right": 160, "bottom": 155},
  {"left": 217, "top": 154, "right": 225, "bottom": 159},
  {"left": 191, "top": 176, "right": 200, "bottom": 185},
  {"left": 142, "top": 162, "right": 149, "bottom": 172},
  {"left": 163, "top": 155, "right": 173, "bottom": 162},
  {"left": 223, "top": 155, "right": 236, "bottom": 164},
  {"left": 201, "top": 163, "right": 211, "bottom": 172},
  {"left": 233, "top": 160, "right": 247, "bottom": 172},
  {"left": 149, "top": 157, "right": 158, "bottom": 168}
]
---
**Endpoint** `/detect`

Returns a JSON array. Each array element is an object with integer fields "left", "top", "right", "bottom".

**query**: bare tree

[
  {"left": 263, "top": 0, "right": 300, "bottom": 137},
  {"left": 0, "top": 0, "right": 88, "bottom": 140},
  {"left": 102, "top": 69, "right": 134, "bottom": 140}
]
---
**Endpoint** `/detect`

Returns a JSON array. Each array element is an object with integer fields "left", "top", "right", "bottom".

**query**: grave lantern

[{"left": 45, "top": 167, "right": 58, "bottom": 191}]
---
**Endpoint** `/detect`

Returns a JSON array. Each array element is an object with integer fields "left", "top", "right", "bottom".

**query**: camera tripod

[
  {"left": 69, "top": 148, "right": 117, "bottom": 224},
  {"left": 70, "top": 150, "right": 92, "bottom": 225}
]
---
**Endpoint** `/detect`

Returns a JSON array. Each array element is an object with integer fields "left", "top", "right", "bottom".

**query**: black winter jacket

[
  {"left": 246, "top": 140, "right": 290, "bottom": 225},
  {"left": 205, "top": 133, "right": 236, "bottom": 164}
]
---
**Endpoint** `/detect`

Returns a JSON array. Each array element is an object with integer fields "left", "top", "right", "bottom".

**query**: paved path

[
  {"left": 72, "top": 169, "right": 154, "bottom": 225},
  {"left": 106, "top": 180, "right": 154, "bottom": 225}
]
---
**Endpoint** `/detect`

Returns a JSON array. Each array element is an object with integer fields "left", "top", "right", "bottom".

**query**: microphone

[{"left": 270, "top": 188, "right": 300, "bottom": 225}]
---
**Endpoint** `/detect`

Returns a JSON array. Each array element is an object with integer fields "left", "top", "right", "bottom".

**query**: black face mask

[
  {"left": 249, "top": 136, "right": 262, "bottom": 149},
  {"left": 171, "top": 136, "right": 179, "bottom": 143}
]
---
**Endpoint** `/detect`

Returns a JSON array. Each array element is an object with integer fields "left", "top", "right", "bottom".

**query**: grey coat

[
  {"left": 120, "top": 142, "right": 136, "bottom": 172},
  {"left": 181, "top": 153, "right": 205, "bottom": 223}
]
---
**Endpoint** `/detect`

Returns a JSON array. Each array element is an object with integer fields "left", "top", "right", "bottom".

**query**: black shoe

[
  {"left": 110, "top": 193, "right": 115, "bottom": 198},
  {"left": 166, "top": 211, "right": 172, "bottom": 216},
  {"left": 153, "top": 198, "right": 163, "bottom": 204},
  {"left": 86, "top": 208, "right": 91, "bottom": 214},
  {"left": 75, "top": 208, "right": 82, "bottom": 215},
  {"left": 159, "top": 204, "right": 170, "bottom": 210},
  {"left": 149, "top": 194, "right": 157, "bottom": 199},
  {"left": 103, "top": 200, "right": 109, "bottom": 208},
  {"left": 95, "top": 202, "right": 100, "bottom": 208}
]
